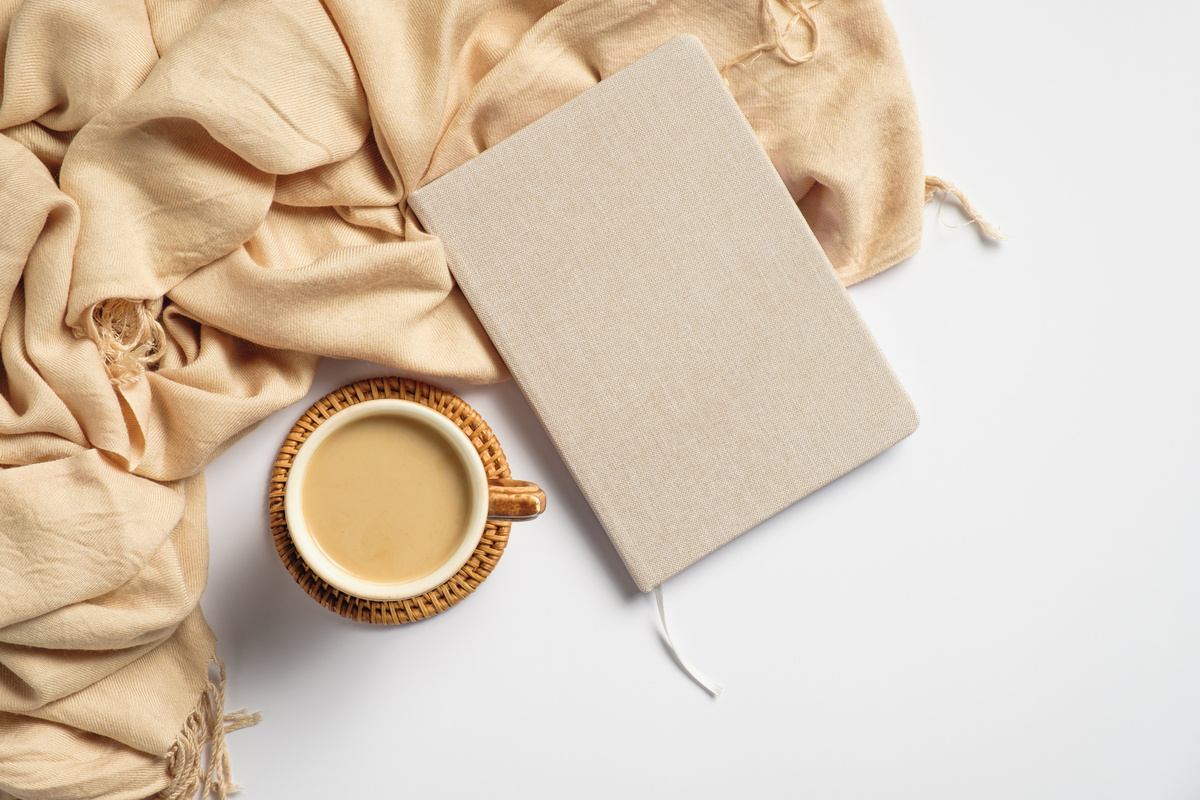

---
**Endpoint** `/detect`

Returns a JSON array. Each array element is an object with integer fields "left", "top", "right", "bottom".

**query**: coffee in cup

[{"left": 284, "top": 399, "right": 544, "bottom": 601}]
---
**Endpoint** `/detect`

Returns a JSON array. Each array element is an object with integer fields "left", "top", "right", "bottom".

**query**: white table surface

[{"left": 201, "top": 1, "right": 1200, "bottom": 796}]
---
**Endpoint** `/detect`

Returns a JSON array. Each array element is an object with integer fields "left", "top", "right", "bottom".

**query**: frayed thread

[
  {"left": 924, "top": 175, "right": 1007, "bottom": 241},
  {"left": 721, "top": 0, "right": 821, "bottom": 79},
  {"left": 83, "top": 298, "right": 164, "bottom": 386},
  {"left": 158, "top": 658, "right": 261, "bottom": 800}
]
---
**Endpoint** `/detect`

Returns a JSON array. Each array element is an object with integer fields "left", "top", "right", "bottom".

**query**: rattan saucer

[{"left": 268, "top": 377, "right": 512, "bottom": 624}]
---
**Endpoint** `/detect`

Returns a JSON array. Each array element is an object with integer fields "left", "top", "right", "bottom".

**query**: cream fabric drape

[{"left": 0, "top": 1, "right": 924, "bottom": 796}]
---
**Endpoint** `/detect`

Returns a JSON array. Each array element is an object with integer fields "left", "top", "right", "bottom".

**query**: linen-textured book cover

[{"left": 409, "top": 35, "right": 919, "bottom": 592}]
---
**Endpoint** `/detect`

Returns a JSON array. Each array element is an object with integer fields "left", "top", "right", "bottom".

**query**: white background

[{"left": 201, "top": 2, "right": 1200, "bottom": 797}]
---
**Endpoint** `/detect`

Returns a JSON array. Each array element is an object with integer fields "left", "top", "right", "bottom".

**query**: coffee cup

[{"left": 284, "top": 398, "right": 545, "bottom": 601}]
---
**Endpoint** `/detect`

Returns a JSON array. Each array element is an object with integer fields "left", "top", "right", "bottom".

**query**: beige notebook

[{"left": 410, "top": 35, "right": 918, "bottom": 592}]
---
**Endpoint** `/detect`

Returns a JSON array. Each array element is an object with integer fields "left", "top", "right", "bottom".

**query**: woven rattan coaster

[{"left": 269, "top": 376, "right": 512, "bottom": 624}]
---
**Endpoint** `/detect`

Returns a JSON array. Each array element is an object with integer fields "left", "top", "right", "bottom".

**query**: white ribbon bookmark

[{"left": 653, "top": 584, "right": 723, "bottom": 697}]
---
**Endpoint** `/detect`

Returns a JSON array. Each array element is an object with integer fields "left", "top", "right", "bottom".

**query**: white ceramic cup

[{"left": 284, "top": 399, "right": 544, "bottom": 601}]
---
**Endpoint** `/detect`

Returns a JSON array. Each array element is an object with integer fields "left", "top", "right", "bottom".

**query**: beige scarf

[{"left": 0, "top": 1, "right": 992, "bottom": 796}]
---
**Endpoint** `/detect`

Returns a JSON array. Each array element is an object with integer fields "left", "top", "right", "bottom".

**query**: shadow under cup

[{"left": 284, "top": 399, "right": 542, "bottom": 602}]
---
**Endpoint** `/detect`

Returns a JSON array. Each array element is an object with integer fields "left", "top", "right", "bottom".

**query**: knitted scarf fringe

[{"left": 157, "top": 658, "right": 260, "bottom": 800}]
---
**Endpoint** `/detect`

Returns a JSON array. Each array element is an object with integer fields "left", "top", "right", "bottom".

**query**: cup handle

[{"left": 487, "top": 479, "right": 547, "bottom": 522}]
